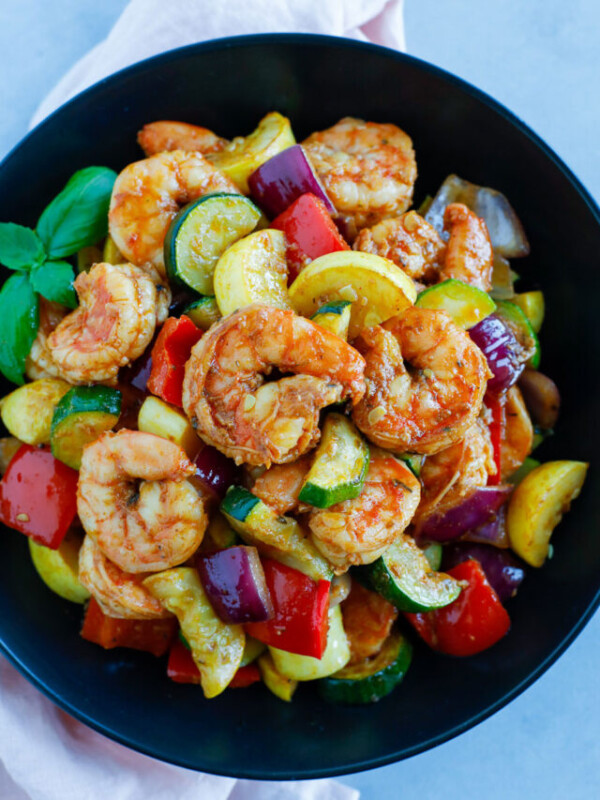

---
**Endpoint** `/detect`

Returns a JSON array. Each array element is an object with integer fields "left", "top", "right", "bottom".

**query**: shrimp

[
  {"left": 353, "top": 211, "right": 446, "bottom": 285},
  {"left": 46, "top": 262, "right": 169, "bottom": 384},
  {"left": 109, "top": 150, "right": 240, "bottom": 276},
  {"left": 137, "top": 121, "right": 229, "bottom": 157},
  {"left": 352, "top": 306, "right": 490, "bottom": 455},
  {"left": 77, "top": 430, "right": 206, "bottom": 573},
  {"left": 182, "top": 304, "right": 366, "bottom": 467},
  {"left": 441, "top": 203, "right": 493, "bottom": 291},
  {"left": 78, "top": 535, "right": 171, "bottom": 620},
  {"left": 250, "top": 454, "right": 313, "bottom": 516},
  {"left": 501, "top": 385, "right": 533, "bottom": 479},
  {"left": 302, "top": 117, "right": 417, "bottom": 231},
  {"left": 25, "top": 298, "right": 68, "bottom": 380},
  {"left": 308, "top": 451, "right": 421, "bottom": 573},
  {"left": 413, "top": 418, "right": 496, "bottom": 529},
  {"left": 341, "top": 581, "right": 398, "bottom": 663}
]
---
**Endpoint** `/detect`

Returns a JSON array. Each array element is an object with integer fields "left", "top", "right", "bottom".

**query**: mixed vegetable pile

[{"left": 0, "top": 111, "right": 588, "bottom": 705}]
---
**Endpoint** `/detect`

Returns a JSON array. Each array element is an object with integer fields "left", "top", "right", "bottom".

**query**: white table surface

[{"left": 0, "top": 1, "right": 598, "bottom": 798}]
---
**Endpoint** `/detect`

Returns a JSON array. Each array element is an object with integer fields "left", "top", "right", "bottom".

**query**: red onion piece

[
  {"left": 417, "top": 486, "right": 513, "bottom": 543},
  {"left": 248, "top": 145, "right": 335, "bottom": 218},
  {"left": 193, "top": 446, "right": 238, "bottom": 500},
  {"left": 197, "top": 545, "right": 274, "bottom": 624},
  {"left": 518, "top": 369, "right": 560, "bottom": 429},
  {"left": 425, "top": 174, "right": 530, "bottom": 258},
  {"left": 442, "top": 544, "right": 526, "bottom": 603},
  {"left": 119, "top": 344, "right": 153, "bottom": 392},
  {"left": 469, "top": 314, "right": 524, "bottom": 395},
  {"left": 462, "top": 504, "right": 509, "bottom": 548}
]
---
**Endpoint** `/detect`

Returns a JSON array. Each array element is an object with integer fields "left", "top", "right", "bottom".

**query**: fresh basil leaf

[
  {"left": 30, "top": 260, "right": 78, "bottom": 309},
  {"left": 0, "top": 223, "right": 45, "bottom": 270},
  {"left": 36, "top": 166, "right": 117, "bottom": 259},
  {"left": 0, "top": 273, "right": 39, "bottom": 386}
]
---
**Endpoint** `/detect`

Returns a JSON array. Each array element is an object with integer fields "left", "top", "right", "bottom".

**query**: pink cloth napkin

[{"left": 2, "top": 1, "right": 406, "bottom": 798}]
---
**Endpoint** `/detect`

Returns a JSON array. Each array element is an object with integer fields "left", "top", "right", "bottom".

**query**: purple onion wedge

[
  {"left": 462, "top": 504, "right": 510, "bottom": 548},
  {"left": 193, "top": 446, "right": 238, "bottom": 500},
  {"left": 197, "top": 545, "right": 274, "bottom": 624},
  {"left": 416, "top": 485, "right": 513, "bottom": 543},
  {"left": 247, "top": 144, "right": 335, "bottom": 218},
  {"left": 469, "top": 314, "right": 524, "bottom": 395},
  {"left": 442, "top": 543, "right": 526, "bottom": 603}
]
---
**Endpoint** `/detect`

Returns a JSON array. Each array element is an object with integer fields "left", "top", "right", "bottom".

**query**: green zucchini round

[
  {"left": 183, "top": 296, "right": 221, "bottom": 330},
  {"left": 495, "top": 299, "right": 541, "bottom": 369},
  {"left": 416, "top": 278, "right": 496, "bottom": 329},
  {"left": 51, "top": 386, "right": 121, "bottom": 469}
]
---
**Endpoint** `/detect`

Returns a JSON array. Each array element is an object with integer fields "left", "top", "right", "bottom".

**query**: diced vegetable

[
  {"left": 245, "top": 559, "right": 331, "bottom": 658},
  {"left": 415, "top": 279, "right": 496, "bottom": 329},
  {"left": 147, "top": 315, "right": 203, "bottom": 407},
  {"left": 28, "top": 530, "right": 90, "bottom": 603},
  {"left": 506, "top": 461, "right": 588, "bottom": 567},
  {"left": 318, "top": 632, "right": 412, "bottom": 705},
  {"left": 143, "top": 567, "right": 245, "bottom": 698},
  {"left": 518, "top": 369, "right": 560, "bottom": 430},
  {"left": 288, "top": 251, "right": 417, "bottom": 340},
  {"left": 461, "top": 504, "right": 510, "bottom": 548},
  {"left": 81, "top": 597, "right": 176, "bottom": 656},
  {"left": 50, "top": 386, "right": 122, "bottom": 469},
  {"left": 406, "top": 560, "right": 511, "bottom": 656},
  {"left": 228, "top": 663, "right": 262, "bottom": 688},
  {"left": 358, "top": 533, "right": 463, "bottom": 612},
  {"left": 513, "top": 291, "right": 544, "bottom": 333},
  {"left": 240, "top": 635, "right": 267, "bottom": 666},
  {"left": 1, "top": 378, "right": 70, "bottom": 445},
  {"left": 202, "top": 512, "right": 240, "bottom": 551},
  {"left": 269, "top": 605, "right": 350, "bottom": 680},
  {"left": 182, "top": 296, "right": 221, "bottom": 331},
  {"left": 120, "top": 345, "right": 153, "bottom": 392},
  {"left": 310, "top": 300, "right": 352, "bottom": 340},
  {"left": 298, "top": 413, "right": 369, "bottom": 508},
  {"left": 508, "top": 457, "right": 541, "bottom": 486},
  {"left": 442, "top": 545, "right": 525, "bottom": 603},
  {"left": 415, "top": 485, "right": 512, "bottom": 542},
  {"left": 209, "top": 112, "right": 296, "bottom": 193},
  {"left": 102, "top": 234, "right": 124, "bottom": 264},
  {"left": 399, "top": 454, "right": 424, "bottom": 478},
  {"left": 0, "top": 445, "right": 78, "bottom": 549},
  {"left": 197, "top": 545, "right": 273, "bottom": 624},
  {"left": 167, "top": 640, "right": 261, "bottom": 688},
  {"left": 422, "top": 542, "right": 442, "bottom": 571},
  {"left": 485, "top": 393, "right": 504, "bottom": 485},
  {"left": 137, "top": 395, "right": 202, "bottom": 460},
  {"left": 258, "top": 651, "right": 298, "bottom": 701},
  {"left": 193, "top": 445, "right": 239, "bottom": 501},
  {"left": 0, "top": 437, "right": 22, "bottom": 475},
  {"left": 164, "top": 193, "right": 261, "bottom": 295},
  {"left": 248, "top": 145, "right": 335, "bottom": 217},
  {"left": 213, "top": 229, "right": 291, "bottom": 317},
  {"left": 490, "top": 253, "right": 516, "bottom": 300},
  {"left": 469, "top": 314, "right": 524, "bottom": 395},
  {"left": 221, "top": 485, "right": 333, "bottom": 580},
  {"left": 270, "top": 193, "right": 350, "bottom": 281},
  {"left": 425, "top": 174, "right": 530, "bottom": 258},
  {"left": 494, "top": 300, "right": 540, "bottom": 369}
]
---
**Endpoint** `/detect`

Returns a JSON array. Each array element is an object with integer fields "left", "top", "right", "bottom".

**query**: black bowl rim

[{"left": 0, "top": 32, "right": 599, "bottom": 780}]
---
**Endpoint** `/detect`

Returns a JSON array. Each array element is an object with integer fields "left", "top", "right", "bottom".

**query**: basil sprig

[{"left": 0, "top": 166, "right": 117, "bottom": 385}]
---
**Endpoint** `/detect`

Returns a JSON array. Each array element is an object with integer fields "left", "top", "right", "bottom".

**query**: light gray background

[{"left": 0, "top": 1, "right": 598, "bottom": 798}]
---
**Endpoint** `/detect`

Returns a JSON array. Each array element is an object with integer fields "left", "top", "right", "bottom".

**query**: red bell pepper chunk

[
  {"left": 486, "top": 395, "right": 506, "bottom": 485},
  {"left": 81, "top": 598, "right": 177, "bottom": 657},
  {"left": 147, "top": 315, "right": 203, "bottom": 407},
  {"left": 245, "top": 559, "right": 331, "bottom": 658},
  {"left": 0, "top": 445, "right": 79, "bottom": 549},
  {"left": 271, "top": 193, "right": 350, "bottom": 283},
  {"left": 405, "top": 560, "right": 511, "bottom": 657},
  {"left": 167, "top": 639, "right": 261, "bottom": 688}
]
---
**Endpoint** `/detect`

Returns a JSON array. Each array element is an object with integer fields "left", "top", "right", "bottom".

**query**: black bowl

[{"left": 0, "top": 34, "right": 599, "bottom": 780}]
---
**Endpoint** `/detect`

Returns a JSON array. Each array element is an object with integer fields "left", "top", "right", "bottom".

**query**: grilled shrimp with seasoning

[
  {"left": 78, "top": 534, "right": 172, "bottom": 620},
  {"left": 182, "top": 304, "right": 366, "bottom": 467},
  {"left": 302, "top": 117, "right": 417, "bottom": 233},
  {"left": 308, "top": 450, "right": 421, "bottom": 573},
  {"left": 108, "top": 150, "right": 240, "bottom": 276},
  {"left": 441, "top": 202, "right": 493, "bottom": 291},
  {"left": 352, "top": 306, "right": 490, "bottom": 455},
  {"left": 500, "top": 385, "right": 534, "bottom": 480},
  {"left": 137, "top": 121, "right": 229, "bottom": 157},
  {"left": 77, "top": 430, "right": 207, "bottom": 574},
  {"left": 46, "top": 262, "right": 169, "bottom": 384}
]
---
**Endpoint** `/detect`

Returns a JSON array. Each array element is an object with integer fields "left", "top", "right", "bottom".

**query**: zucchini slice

[
  {"left": 298, "top": 413, "right": 369, "bottom": 508},
  {"left": 310, "top": 301, "right": 352, "bottom": 340},
  {"left": 1, "top": 378, "right": 70, "bottom": 446},
  {"left": 359, "top": 533, "right": 463, "bottom": 613},
  {"left": 512, "top": 291, "right": 544, "bottom": 334},
  {"left": 258, "top": 651, "right": 298, "bottom": 702},
  {"left": 495, "top": 299, "right": 541, "bottom": 368},
  {"left": 415, "top": 278, "right": 496, "bottom": 329},
  {"left": 398, "top": 453, "right": 424, "bottom": 478},
  {"left": 220, "top": 485, "right": 333, "bottom": 581},
  {"left": 164, "top": 193, "right": 261, "bottom": 295},
  {"left": 319, "top": 631, "right": 412, "bottom": 705},
  {"left": 183, "top": 296, "right": 221, "bottom": 331},
  {"left": 51, "top": 386, "right": 121, "bottom": 469}
]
